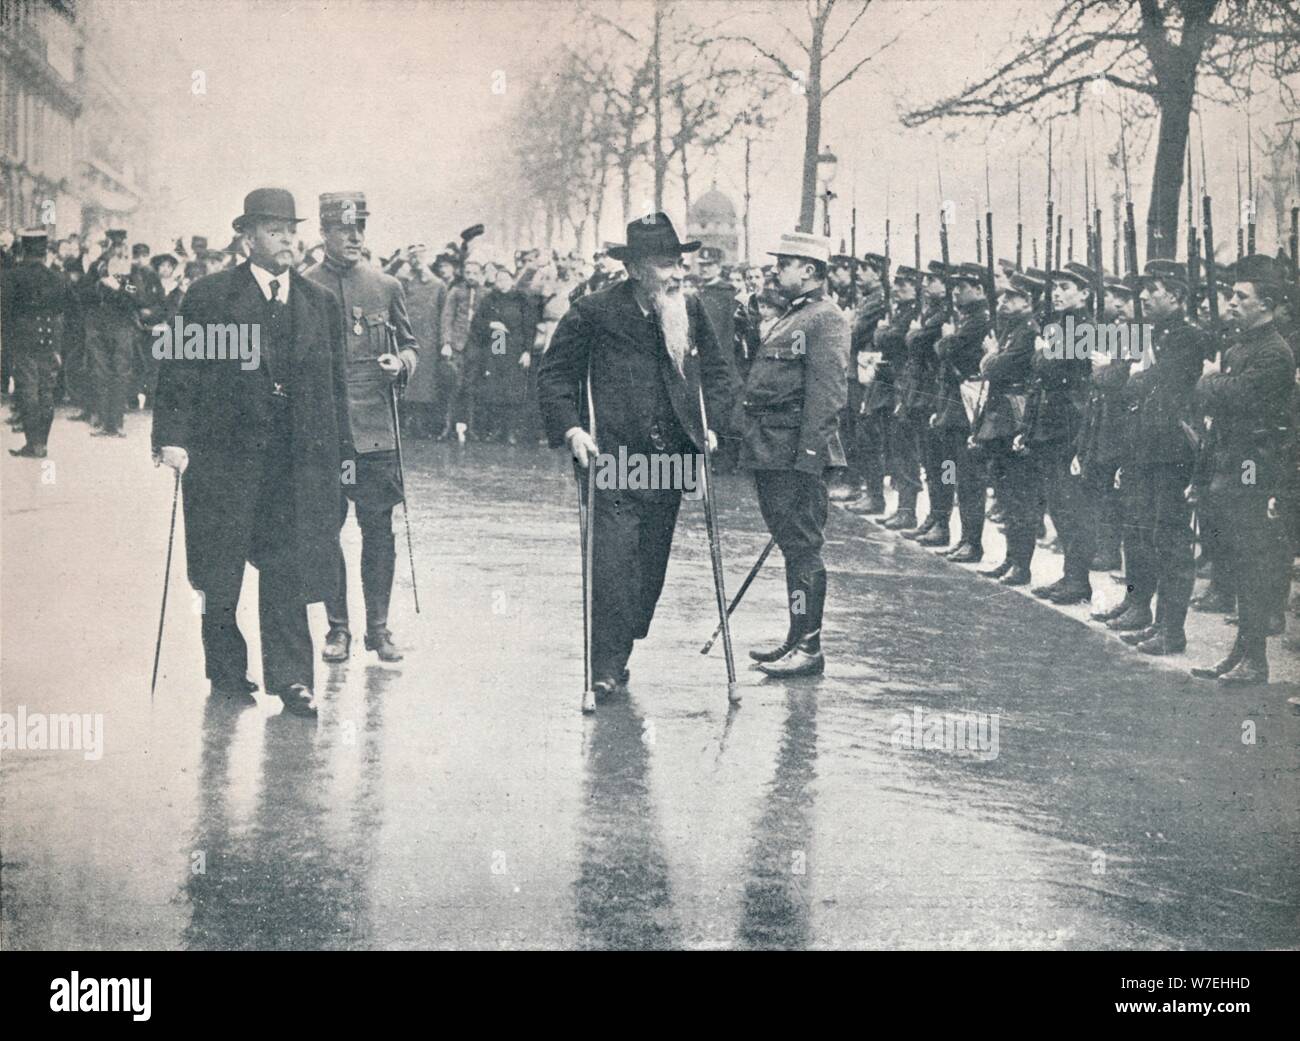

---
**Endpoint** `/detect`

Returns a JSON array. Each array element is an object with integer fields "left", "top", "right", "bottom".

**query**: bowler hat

[
  {"left": 232, "top": 187, "right": 306, "bottom": 231},
  {"left": 608, "top": 213, "right": 700, "bottom": 261},
  {"left": 132, "top": 243, "right": 150, "bottom": 258}
]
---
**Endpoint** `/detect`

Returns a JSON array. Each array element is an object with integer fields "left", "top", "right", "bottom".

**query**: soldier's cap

[
  {"left": 132, "top": 243, "right": 150, "bottom": 258},
  {"left": 925, "top": 260, "right": 948, "bottom": 278},
  {"left": 319, "top": 191, "right": 370, "bottom": 226},
  {"left": 106, "top": 228, "right": 128, "bottom": 242},
  {"left": 997, "top": 258, "right": 1018, "bottom": 274},
  {"left": 767, "top": 230, "right": 832, "bottom": 265},
  {"left": 860, "top": 252, "right": 887, "bottom": 272},
  {"left": 892, "top": 264, "right": 920, "bottom": 282},
  {"left": 950, "top": 262, "right": 987, "bottom": 286},
  {"left": 609, "top": 213, "right": 700, "bottom": 260},
  {"left": 1233, "top": 252, "right": 1284, "bottom": 288},
  {"left": 434, "top": 252, "right": 458, "bottom": 267},
  {"left": 19, "top": 228, "right": 48, "bottom": 257},
  {"left": 191, "top": 235, "right": 208, "bottom": 252},
  {"left": 697, "top": 246, "right": 724, "bottom": 264},
  {"left": 150, "top": 252, "right": 179, "bottom": 270},
  {"left": 1009, "top": 271, "right": 1045, "bottom": 297},
  {"left": 1102, "top": 275, "right": 1136, "bottom": 296},
  {"left": 1138, "top": 258, "right": 1190, "bottom": 288},
  {"left": 829, "top": 253, "right": 854, "bottom": 270},
  {"left": 1050, "top": 264, "right": 1093, "bottom": 290},
  {"left": 233, "top": 187, "right": 305, "bottom": 231}
]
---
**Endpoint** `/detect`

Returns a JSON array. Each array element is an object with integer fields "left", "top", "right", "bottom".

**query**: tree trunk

[
  {"left": 797, "top": 23, "right": 825, "bottom": 234},
  {"left": 680, "top": 142, "right": 692, "bottom": 224},
  {"left": 1144, "top": 91, "right": 1193, "bottom": 260}
]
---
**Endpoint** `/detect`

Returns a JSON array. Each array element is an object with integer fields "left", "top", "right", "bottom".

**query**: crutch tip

[
  {"left": 581, "top": 689, "right": 597, "bottom": 714},
  {"left": 727, "top": 681, "right": 742, "bottom": 704}
]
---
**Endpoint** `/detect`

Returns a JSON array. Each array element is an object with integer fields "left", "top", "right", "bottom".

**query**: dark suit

[
  {"left": 537, "top": 279, "right": 732, "bottom": 681},
  {"left": 1, "top": 259, "right": 71, "bottom": 450},
  {"left": 152, "top": 262, "right": 352, "bottom": 692}
]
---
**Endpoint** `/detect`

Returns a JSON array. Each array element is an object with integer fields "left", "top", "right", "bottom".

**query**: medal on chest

[{"left": 352, "top": 305, "right": 364, "bottom": 336}]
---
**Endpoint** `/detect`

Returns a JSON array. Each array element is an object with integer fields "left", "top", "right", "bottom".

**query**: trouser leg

[
  {"left": 954, "top": 431, "right": 986, "bottom": 549},
  {"left": 858, "top": 410, "right": 886, "bottom": 501},
  {"left": 755, "top": 469, "right": 829, "bottom": 646},
  {"left": 325, "top": 497, "right": 351, "bottom": 632},
  {"left": 1123, "top": 466, "right": 1158, "bottom": 607},
  {"left": 1003, "top": 451, "right": 1040, "bottom": 568},
  {"left": 357, "top": 500, "right": 397, "bottom": 637},
  {"left": 1152, "top": 463, "right": 1195, "bottom": 638},
  {"left": 199, "top": 571, "right": 249, "bottom": 687},
  {"left": 258, "top": 550, "right": 314, "bottom": 693},
  {"left": 893, "top": 414, "right": 922, "bottom": 511},
  {"left": 924, "top": 425, "right": 953, "bottom": 520},
  {"left": 1045, "top": 443, "right": 1089, "bottom": 587}
]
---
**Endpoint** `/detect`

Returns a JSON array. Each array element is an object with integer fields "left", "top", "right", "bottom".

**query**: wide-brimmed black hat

[
  {"left": 607, "top": 213, "right": 700, "bottom": 261},
  {"left": 232, "top": 187, "right": 306, "bottom": 231}
]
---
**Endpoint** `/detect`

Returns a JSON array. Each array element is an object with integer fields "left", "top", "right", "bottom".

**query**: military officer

[
  {"left": 305, "top": 192, "right": 419, "bottom": 664},
  {"left": 738, "top": 231, "right": 850, "bottom": 677},
  {"left": 1191, "top": 254, "right": 1295, "bottom": 685},
  {"left": 3, "top": 230, "right": 72, "bottom": 458}
]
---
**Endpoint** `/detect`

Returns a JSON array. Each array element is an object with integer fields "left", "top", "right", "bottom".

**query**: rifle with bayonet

[
  {"left": 1119, "top": 108, "right": 1144, "bottom": 330},
  {"left": 937, "top": 161, "right": 954, "bottom": 321},
  {"left": 1199, "top": 114, "right": 1223, "bottom": 359},
  {"left": 984, "top": 153, "right": 997, "bottom": 315},
  {"left": 1043, "top": 125, "right": 1055, "bottom": 325}
]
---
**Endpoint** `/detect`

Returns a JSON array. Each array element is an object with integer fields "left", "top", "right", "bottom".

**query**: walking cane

[
  {"left": 150, "top": 467, "right": 180, "bottom": 699},
  {"left": 700, "top": 536, "right": 775, "bottom": 655},
  {"left": 386, "top": 325, "right": 421, "bottom": 614},
  {"left": 579, "top": 366, "right": 598, "bottom": 714},
  {"left": 696, "top": 384, "right": 740, "bottom": 704}
]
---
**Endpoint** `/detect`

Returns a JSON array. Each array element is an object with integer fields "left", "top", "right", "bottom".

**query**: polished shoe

[
  {"left": 1120, "top": 625, "right": 1159, "bottom": 646},
  {"left": 1046, "top": 583, "right": 1092, "bottom": 606},
  {"left": 592, "top": 676, "right": 621, "bottom": 700},
  {"left": 8, "top": 444, "right": 47, "bottom": 458},
  {"left": 277, "top": 683, "right": 318, "bottom": 717},
  {"left": 1106, "top": 606, "right": 1152, "bottom": 631},
  {"left": 1191, "top": 589, "right": 1234, "bottom": 613},
  {"left": 1218, "top": 659, "right": 1269, "bottom": 686},
  {"left": 1091, "top": 599, "right": 1132, "bottom": 622},
  {"left": 1190, "top": 643, "right": 1245, "bottom": 679},
  {"left": 1138, "top": 632, "right": 1186, "bottom": 655},
  {"left": 916, "top": 525, "right": 951, "bottom": 547},
  {"left": 882, "top": 508, "right": 917, "bottom": 530},
  {"left": 365, "top": 630, "right": 403, "bottom": 662},
  {"left": 945, "top": 543, "right": 983, "bottom": 563},
  {"left": 755, "top": 633, "right": 825, "bottom": 677},
  {"left": 1000, "top": 565, "right": 1032, "bottom": 586},
  {"left": 846, "top": 495, "right": 887, "bottom": 515},
  {"left": 1032, "top": 578, "right": 1068, "bottom": 600},
  {"left": 978, "top": 559, "right": 1012, "bottom": 579},
  {"left": 321, "top": 628, "right": 351, "bottom": 662},
  {"left": 749, "top": 634, "right": 797, "bottom": 663}
]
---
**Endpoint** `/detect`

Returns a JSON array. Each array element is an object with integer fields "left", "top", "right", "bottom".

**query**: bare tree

[
  {"left": 713, "top": 0, "right": 920, "bottom": 232},
  {"left": 903, "top": 0, "right": 1300, "bottom": 258}
]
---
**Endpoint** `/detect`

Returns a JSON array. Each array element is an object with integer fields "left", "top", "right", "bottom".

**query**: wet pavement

[{"left": 2, "top": 410, "right": 1298, "bottom": 950}]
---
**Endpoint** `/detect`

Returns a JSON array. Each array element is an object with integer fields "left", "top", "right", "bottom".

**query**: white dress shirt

[{"left": 249, "top": 262, "right": 291, "bottom": 303}]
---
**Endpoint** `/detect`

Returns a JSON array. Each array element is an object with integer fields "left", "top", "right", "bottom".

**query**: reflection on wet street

[{"left": 3, "top": 419, "right": 1298, "bottom": 949}]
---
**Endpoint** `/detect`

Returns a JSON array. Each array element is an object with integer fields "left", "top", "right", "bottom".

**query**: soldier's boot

[
  {"left": 1191, "top": 634, "right": 1246, "bottom": 679},
  {"left": 9, "top": 444, "right": 46, "bottom": 458},
  {"left": 1106, "top": 604, "right": 1153, "bottom": 632},
  {"left": 1218, "top": 637, "right": 1269, "bottom": 686},
  {"left": 1046, "top": 574, "right": 1093, "bottom": 605},
  {"left": 978, "top": 559, "right": 1013, "bottom": 579},
  {"left": 946, "top": 542, "right": 983, "bottom": 563},
  {"left": 1138, "top": 628, "right": 1187, "bottom": 656},
  {"left": 883, "top": 508, "right": 917, "bottom": 530},
  {"left": 916, "top": 521, "right": 951, "bottom": 547},
  {"left": 902, "top": 513, "right": 939, "bottom": 540},
  {"left": 362, "top": 527, "right": 402, "bottom": 663},
  {"left": 1000, "top": 565, "right": 1032, "bottom": 586},
  {"left": 321, "top": 628, "right": 351, "bottom": 662},
  {"left": 1032, "top": 576, "right": 1069, "bottom": 600},
  {"left": 1191, "top": 587, "right": 1235, "bottom": 613},
  {"left": 1121, "top": 625, "right": 1159, "bottom": 646},
  {"left": 756, "top": 571, "right": 826, "bottom": 678},
  {"left": 1091, "top": 597, "right": 1133, "bottom": 622},
  {"left": 750, "top": 572, "right": 803, "bottom": 663}
]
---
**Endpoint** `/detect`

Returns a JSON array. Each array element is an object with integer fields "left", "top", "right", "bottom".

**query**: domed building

[{"left": 687, "top": 185, "right": 739, "bottom": 263}]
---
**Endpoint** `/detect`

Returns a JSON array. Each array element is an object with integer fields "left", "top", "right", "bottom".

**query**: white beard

[{"left": 654, "top": 286, "right": 690, "bottom": 377}]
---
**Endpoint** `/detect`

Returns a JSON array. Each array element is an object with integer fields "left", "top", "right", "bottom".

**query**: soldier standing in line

[
  {"left": 897, "top": 263, "right": 950, "bottom": 544},
  {"left": 1191, "top": 254, "right": 1296, "bottom": 686},
  {"left": 974, "top": 272, "right": 1040, "bottom": 583},
  {"left": 739, "top": 232, "right": 849, "bottom": 678},
  {"left": 3, "top": 229, "right": 72, "bottom": 458},
  {"left": 927, "top": 262, "right": 993, "bottom": 561},
  {"left": 845, "top": 253, "right": 891, "bottom": 516},
  {"left": 874, "top": 266, "right": 922, "bottom": 528},
  {"left": 304, "top": 192, "right": 420, "bottom": 665}
]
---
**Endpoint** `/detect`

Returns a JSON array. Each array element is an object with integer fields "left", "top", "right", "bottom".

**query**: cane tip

[
  {"left": 581, "top": 689, "right": 597, "bottom": 714},
  {"left": 727, "top": 681, "right": 741, "bottom": 704},
  {"left": 699, "top": 642, "right": 713, "bottom": 655}
]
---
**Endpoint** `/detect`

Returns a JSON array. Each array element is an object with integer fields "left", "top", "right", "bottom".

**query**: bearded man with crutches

[{"left": 537, "top": 214, "right": 735, "bottom": 706}]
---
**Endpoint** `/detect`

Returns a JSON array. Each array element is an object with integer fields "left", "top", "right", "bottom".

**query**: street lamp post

[{"left": 817, "top": 146, "right": 839, "bottom": 240}]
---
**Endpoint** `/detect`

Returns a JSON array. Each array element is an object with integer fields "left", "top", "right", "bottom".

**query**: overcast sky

[{"left": 111, "top": 0, "right": 1296, "bottom": 264}]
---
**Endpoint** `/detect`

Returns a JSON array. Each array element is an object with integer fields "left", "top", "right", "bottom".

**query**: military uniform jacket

[
  {"left": 305, "top": 256, "right": 418, "bottom": 454},
  {"left": 852, "top": 288, "right": 888, "bottom": 402},
  {"left": 537, "top": 278, "right": 732, "bottom": 458},
  {"left": 1, "top": 260, "right": 71, "bottom": 357},
  {"left": 1075, "top": 348, "right": 1133, "bottom": 472},
  {"left": 1130, "top": 316, "right": 1208, "bottom": 469},
  {"left": 865, "top": 299, "right": 916, "bottom": 414},
  {"left": 975, "top": 314, "right": 1036, "bottom": 443},
  {"left": 1196, "top": 321, "right": 1296, "bottom": 497},
  {"left": 1024, "top": 307, "right": 1091, "bottom": 444},
  {"left": 933, "top": 302, "right": 991, "bottom": 430},
  {"left": 736, "top": 287, "right": 849, "bottom": 474},
  {"left": 896, "top": 304, "right": 945, "bottom": 414}
]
